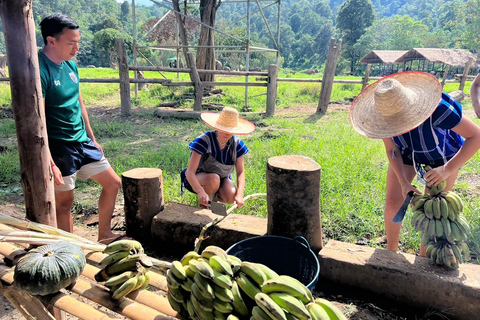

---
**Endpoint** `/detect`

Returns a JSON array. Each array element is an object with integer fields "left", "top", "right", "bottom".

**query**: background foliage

[{"left": 0, "top": 0, "right": 477, "bottom": 73}]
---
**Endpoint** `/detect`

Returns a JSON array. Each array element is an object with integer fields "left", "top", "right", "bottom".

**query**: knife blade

[{"left": 392, "top": 191, "right": 415, "bottom": 223}]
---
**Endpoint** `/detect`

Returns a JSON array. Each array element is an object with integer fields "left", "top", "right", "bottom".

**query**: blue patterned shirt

[{"left": 392, "top": 92, "right": 464, "bottom": 166}]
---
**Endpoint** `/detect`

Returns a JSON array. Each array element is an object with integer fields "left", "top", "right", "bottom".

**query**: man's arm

[
  {"left": 79, "top": 91, "right": 103, "bottom": 153},
  {"left": 471, "top": 71, "right": 480, "bottom": 118}
]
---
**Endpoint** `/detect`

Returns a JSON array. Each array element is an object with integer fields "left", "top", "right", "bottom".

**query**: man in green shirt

[{"left": 39, "top": 13, "right": 123, "bottom": 244}]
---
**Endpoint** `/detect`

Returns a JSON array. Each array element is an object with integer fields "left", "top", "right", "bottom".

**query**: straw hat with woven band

[
  {"left": 201, "top": 107, "right": 256, "bottom": 135},
  {"left": 350, "top": 71, "right": 442, "bottom": 139}
]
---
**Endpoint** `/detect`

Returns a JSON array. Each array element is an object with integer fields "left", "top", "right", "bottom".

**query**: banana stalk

[{"left": 0, "top": 235, "right": 105, "bottom": 251}]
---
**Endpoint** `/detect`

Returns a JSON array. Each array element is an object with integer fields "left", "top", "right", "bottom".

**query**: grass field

[{"left": 0, "top": 68, "right": 479, "bottom": 261}]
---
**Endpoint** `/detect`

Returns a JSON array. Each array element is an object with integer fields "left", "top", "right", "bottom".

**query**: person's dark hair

[{"left": 40, "top": 13, "right": 79, "bottom": 45}]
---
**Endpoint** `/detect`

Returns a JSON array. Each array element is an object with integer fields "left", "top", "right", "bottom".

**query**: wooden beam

[{"left": 0, "top": 0, "right": 56, "bottom": 225}]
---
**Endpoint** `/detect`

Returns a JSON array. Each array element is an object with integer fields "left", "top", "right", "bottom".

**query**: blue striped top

[
  {"left": 189, "top": 131, "right": 248, "bottom": 168},
  {"left": 392, "top": 92, "right": 464, "bottom": 166}
]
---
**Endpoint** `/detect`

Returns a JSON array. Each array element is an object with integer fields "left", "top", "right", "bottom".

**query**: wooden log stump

[
  {"left": 266, "top": 155, "right": 323, "bottom": 253},
  {"left": 122, "top": 168, "right": 164, "bottom": 242}
]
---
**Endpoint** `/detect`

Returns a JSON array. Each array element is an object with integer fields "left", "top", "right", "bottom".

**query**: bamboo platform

[{"left": 0, "top": 222, "right": 179, "bottom": 320}]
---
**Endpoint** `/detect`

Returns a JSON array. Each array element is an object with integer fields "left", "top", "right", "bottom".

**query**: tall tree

[
  {"left": 336, "top": 0, "right": 375, "bottom": 73},
  {"left": 196, "top": 0, "right": 221, "bottom": 84}
]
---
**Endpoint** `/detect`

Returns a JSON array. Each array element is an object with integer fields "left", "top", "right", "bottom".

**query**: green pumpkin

[{"left": 14, "top": 241, "right": 86, "bottom": 296}]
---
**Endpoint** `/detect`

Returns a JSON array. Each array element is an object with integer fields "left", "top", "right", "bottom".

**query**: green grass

[{"left": 1, "top": 68, "right": 479, "bottom": 261}]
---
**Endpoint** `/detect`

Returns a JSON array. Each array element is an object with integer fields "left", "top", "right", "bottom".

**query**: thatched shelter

[
  {"left": 360, "top": 50, "right": 408, "bottom": 65},
  {"left": 394, "top": 48, "right": 478, "bottom": 69}
]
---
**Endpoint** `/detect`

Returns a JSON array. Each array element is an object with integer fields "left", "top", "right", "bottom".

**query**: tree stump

[
  {"left": 266, "top": 155, "right": 323, "bottom": 253},
  {"left": 122, "top": 168, "right": 164, "bottom": 242}
]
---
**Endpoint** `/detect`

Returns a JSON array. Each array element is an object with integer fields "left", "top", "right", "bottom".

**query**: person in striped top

[
  {"left": 181, "top": 107, "right": 255, "bottom": 209},
  {"left": 351, "top": 71, "right": 480, "bottom": 255}
]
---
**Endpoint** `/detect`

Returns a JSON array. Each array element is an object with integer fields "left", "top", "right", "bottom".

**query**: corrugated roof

[
  {"left": 394, "top": 48, "right": 478, "bottom": 68},
  {"left": 360, "top": 50, "right": 408, "bottom": 64}
]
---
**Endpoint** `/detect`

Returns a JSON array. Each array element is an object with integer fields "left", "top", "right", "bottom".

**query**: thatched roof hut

[
  {"left": 394, "top": 48, "right": 478, "bottom": 69},
  {"left": 360, "top": 50, "right": 408, "bottom": 65}
]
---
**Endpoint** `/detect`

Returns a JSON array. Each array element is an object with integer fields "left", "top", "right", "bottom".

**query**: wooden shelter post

[
  {"left": 441, "top": 65, "right": 451, "bottom": 87},
  {"left": 316, "top": 38, "right": 342, "bottom": 114},
  {"left": 0, "top": 0, "right": 56, "bottom": 225},
  {"left": 266, "top": 64, "right": 278, "bottom": 116},
  {"left": 116, "top": 39, "right": 132, "bottom": 116},
  {"left": 458, "top": 58, "right": 474, "bottom": 92},
  {"left": 361, "top": 64, "right": 372, "bottom": 90}
]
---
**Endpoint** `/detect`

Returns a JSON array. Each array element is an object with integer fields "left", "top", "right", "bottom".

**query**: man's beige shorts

[{"left": 55, "top": 157, "right": 111, "bottom": 192}]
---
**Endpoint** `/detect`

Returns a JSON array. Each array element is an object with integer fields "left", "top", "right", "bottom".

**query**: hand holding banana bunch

[
  {"left": 410, "top": 166, "right": 471, "bottom": 269},
  {"left": 166, "top": 245, "right": 347, "bottom": 320},
  {"left": 95, "top": 239, "right": 153, "bottom": 299}
]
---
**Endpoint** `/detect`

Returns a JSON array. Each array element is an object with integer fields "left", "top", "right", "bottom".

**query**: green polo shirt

[{"left": 38, "top": 50, "right": 88, "bottom": 142}]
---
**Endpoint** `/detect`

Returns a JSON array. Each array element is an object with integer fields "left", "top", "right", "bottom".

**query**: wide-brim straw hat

[
  {"left": 350, "top": 71, "right": 442, "bottom": 139},
  {"left": 201, "top": 107, "right": 256, "bottom": 135}
]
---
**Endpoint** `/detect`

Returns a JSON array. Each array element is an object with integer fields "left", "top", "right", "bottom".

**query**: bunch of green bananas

[
  {"left": 166, "top": 245, "right": 348, "bottom": 320},
  {"left": 409, "top": 182, "right": 472, "bottom": 269},
  {"left": 94, "top": 239, "right": 152, "bottom": 299},
  {"left": 424, "top": 239, "right": 470, "bottom": 269}
]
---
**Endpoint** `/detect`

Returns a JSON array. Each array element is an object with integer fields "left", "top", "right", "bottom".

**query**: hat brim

[
  {"left": 350, "top": 71, "right": 442, "bottom": 139},
  {"left": 201, "top": 112, "right": 256, "bottom": 135}
]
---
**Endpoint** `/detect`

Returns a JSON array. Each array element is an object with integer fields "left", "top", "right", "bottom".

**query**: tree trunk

[
  {"left": 0, "top": 0, "right": 56, "bottom": 225},
  {"left": 196, "top": 0, "right": 219, "bottom": 86}
]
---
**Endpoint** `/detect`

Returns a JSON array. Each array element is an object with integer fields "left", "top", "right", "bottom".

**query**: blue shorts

[{"left": 49, "top": 139, "right": 104, "bottom": 176}]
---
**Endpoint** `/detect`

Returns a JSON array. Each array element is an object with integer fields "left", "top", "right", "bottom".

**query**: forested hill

[{"left": 0, "top": 0, "right": 477, "bottom": 74}]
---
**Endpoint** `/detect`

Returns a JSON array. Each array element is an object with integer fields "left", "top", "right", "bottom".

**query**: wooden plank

[
  {"left": 266, "top": 64, "right": 278, "bottom": 116},
  {"left": 129, "top": 65, "right": 267, "bottom": 76}
]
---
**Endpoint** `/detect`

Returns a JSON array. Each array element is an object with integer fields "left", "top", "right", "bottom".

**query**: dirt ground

[{"left": 0, "top": 103, "right": 466, "bottom": 319}]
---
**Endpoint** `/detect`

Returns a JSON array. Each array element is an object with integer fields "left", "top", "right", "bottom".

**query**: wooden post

[
  {"left": 266, "top": 64, "right": 278, "bottom": 116},
  {"left": 122, "top": 168, "right": 164, "bottom": 242},
  {"left": 316, "top": 38, "right": 342, "bottom": 114},
  {"left": 441, "top": 65, "right": 451, "bottom": 87},
  {"left": 116, "top": 39, "right": 131, "bottom": 116},
  {"left": 187, "top": 52, "right": 204, "bottom": 111},
  {"left": 361, "top": 64, "right": 372, "bottom": 90},
  {"left": 266, "top": 155, "right": 323, "bottom": 253},
  {"left": 458, "top": 57, "right": 474, "bottom": 92},
  {"left": 0, "top": 0, "right": 56, "bottom": 225}
]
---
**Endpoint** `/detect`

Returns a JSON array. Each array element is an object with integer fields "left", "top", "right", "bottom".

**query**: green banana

[
  {"left": 435, "top": 243, "right": 444, "bottom": 265},
  {"left": 306, "top": 302, "right": 330, "bottom": 320},
  {"left": 424, "top": 199, "right": 434, "bottom": 219},
  {"left": 450, "top": 243, "right": 464, "bottom": 264},
  {"left": 430, "top": 246, "right": 438, "bottom": 262},
  {"left": 226, "top": 315, "right": 240, "bottom": 320},
  {"left": 432, "top": 197, "right": 442, "bottom": 219},
  {"left": 180, "top": 276, "right": 195, "bottom": 292},
  {"left": 269, "top": 292, "right": 310, "bottom": 320},
  {"left": 446, "top": 201, "right": 457, "bottom": 221},
  {"left": 256, "top": 263, "right": 279, "bottom": 280},
  {"left": 252, "top": 305, "right": 274, "bottom": 320},
  {"left": 132, "top": 273, "right": 146, "bottom": 291},
  {"left": 201, "top": 245, "right": 228, "bottom": 260},
  {"left": 413, "top": 212, "right": 426, "bottom": 232},
  {"left": 231, "top": 280, "right": 249, "bottom": 317},
  {"left": 227, "top": 255, "right": 242, "bottom": 274},
  {"left": 209, "top": 255, "right": 233, "bottom": 276},
  {"left": 212, "top": 269, "right": 233, "bottom": 289},
  {"left": 441, "top": 217, "right": 451, "bottom": 237},
  {"left": 167, "top": 291, "right": 186, "bottom": 315},
  {"left": 170, "top": 260, "right": 187, "bottom": 280},
  {"left": 211, "top": 281, "right": 235, "bottom": 302},
  {"left": 181, "top": 251, "right": 201, "bottom": 266},
  {"left": 439, "top": 196, "right": 449, "bottom": 219},
  {"left": 191, "top": 283, "right": 214, "bottom": 311},
  {"left": 111, "top": 276, "right": 138, "bottom": 299},
  {"left": 255, "top": 292, "right": 287, "bottom": 320},
  {"left": 105, "top": 254, "right": 143, "bottom": 276},
  {"left": 236, "top": 271, "right": 263, "bottom": 301},
  {"left": 457, "top": 241, "right": 471, "bottom": 261},
  {"left": 104, "top": 270, "right": 136, "bottom": 287},
  {"left": 443, "top": 244, "right": 457, "bottom": 269},
  {"left": 450, "top": 221, "right": 466, "bottom": 241},
  {"left": 240, "top": 261, "right": 268, "bottom": 287},
  {"left": 427, "top": 218, "right": 437, "bottom": 237},
  {"left": 315, "top": 298, "right": 348, "bottom": 320},
  {"left": 100, "top": 250, "right": 130, "bottom": 266},
  {"left": 445, "top": 192, "right": 461, "bottom": 215},
  {"left": 213, "top": 309, "right": 228, "bottom": 320},
  {"left": 191, "top": 259, "right": 215, "bottom": 280},
  {"left": 103, "top": 239, "right": 143, "bottom": 254},
  {"left": 262, "top": 276, "right": 312, "bottom": 304},
  {"left": 435, "top": 218, "right": 444, "bottom": 238},
  {"left": 191, "top": 291, "right": 215, "bottom": 320},
  {"left": 184, "top": 264, "right": 196, "bottom": 278},
  {"left": 194, "top": 273, "right": 215, "bottom": 300},
  {"left": 139, "top": 270, "right": 150, "bottom": 290},
  {"left": 457, "top": 215, "right": 471, "bottom": 236},
  {"left": 411, "top": 195, "right": 427, "bottom": 211},
  {"left": 425, "top": 242, "right": 435, "bottom": 257},
  {"left": 213, "top": 299, "right": 233, "bottom": 314},
  {"left": 166, "top": 269, "right": 182, "bottom": 289},
  {"left": 168, "top": 285, "right": 186, "bottom": 303}
]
